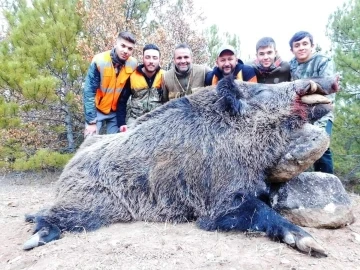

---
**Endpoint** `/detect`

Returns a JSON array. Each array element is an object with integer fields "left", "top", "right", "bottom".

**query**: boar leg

[
  {"left": 197, "top": 193, "right": 327, "bottom": 257},
  {"left": 23, "top": 191, "right": 133, "bottom": 250},
  {"left": 23, "top": 215, "right": 61, "bottom": 250}
]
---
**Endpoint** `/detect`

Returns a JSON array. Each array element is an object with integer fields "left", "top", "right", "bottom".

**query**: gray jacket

[{"left": 289, "top": 53, "right": 336, "bottom": 127}]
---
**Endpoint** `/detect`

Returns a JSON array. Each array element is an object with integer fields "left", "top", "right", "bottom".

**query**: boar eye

[
  {"left": 252, "top": 88, "right": 273, "bottom": 100},
  {"left": 254, "top": 89, "right": 265, "bottom": 95}
]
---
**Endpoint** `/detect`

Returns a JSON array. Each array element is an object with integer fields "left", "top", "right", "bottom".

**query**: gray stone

[{"left": 270, "top": 172, "right": 355, "bottom": 228}]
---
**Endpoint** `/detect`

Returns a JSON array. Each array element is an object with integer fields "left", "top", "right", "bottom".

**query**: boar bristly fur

[{"left": 23, "top": 76, "right": 339, "bottom": 257}]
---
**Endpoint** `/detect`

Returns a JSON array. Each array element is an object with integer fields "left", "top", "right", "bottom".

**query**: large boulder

[{"left": 270, "top": 172, "right": 355, "bottom": 228}]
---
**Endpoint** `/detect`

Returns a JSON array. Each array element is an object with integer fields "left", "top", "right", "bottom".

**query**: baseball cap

[{"left": 217, "top": 45, "right": 236, "bottom": 57}]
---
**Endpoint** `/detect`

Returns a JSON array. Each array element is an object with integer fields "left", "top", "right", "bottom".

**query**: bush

[{"left": 12, "top": 148, "right": 73, "bottom": 171}]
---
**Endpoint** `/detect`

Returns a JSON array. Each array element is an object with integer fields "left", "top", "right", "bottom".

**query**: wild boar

[{"left": 24, "top": 76, "right": 339, "bottom": 257}]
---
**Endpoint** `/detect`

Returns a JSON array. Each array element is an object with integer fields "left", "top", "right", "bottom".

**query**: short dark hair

[
  {"left": 117, "top": 31, "right": 136, "bottom": 44},
  {"left": 256, "top": 37, "right": 276, "bottom": 52},
  {"left": 143, "top": 44, "right": 160, "bottom": 56},
  {"left": 174, "top": 43, "right": 192, "bottom": 53},
  {"left": 289, "top": 31, "right": 313, "bottom": 49}
]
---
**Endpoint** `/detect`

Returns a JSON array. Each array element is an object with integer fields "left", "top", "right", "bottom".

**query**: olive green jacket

[{"left": 162, "top": 64, "right": 211, "bottom": 101}]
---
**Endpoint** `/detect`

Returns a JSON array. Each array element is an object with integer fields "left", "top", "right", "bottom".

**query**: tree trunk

[{"left": 63, "top": 103, "right": 75, "bottom": 153}]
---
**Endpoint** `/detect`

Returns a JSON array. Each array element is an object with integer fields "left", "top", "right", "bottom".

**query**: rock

[
  {"left": 267, "top": 124, "right": 330, "bottom": 182},
  {"left": 270, "top": 172, "right": 355, "bottom": 228}
]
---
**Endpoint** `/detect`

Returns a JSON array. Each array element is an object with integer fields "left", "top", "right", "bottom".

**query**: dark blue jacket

[{"left": 205, "top": 59, "right": 257, "bottom": 86}]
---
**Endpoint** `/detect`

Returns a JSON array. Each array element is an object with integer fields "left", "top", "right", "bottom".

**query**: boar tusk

[
  {"left": 309, "top": 80, "right": 318, "bottom": 92},
  {"left": 301, "top": 94, "right": 331, "bottom": 104}
]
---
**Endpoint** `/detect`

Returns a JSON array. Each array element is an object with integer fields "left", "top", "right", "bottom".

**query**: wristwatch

[{"left": 87, "top": 119, "right": 97, "bottom": 125}]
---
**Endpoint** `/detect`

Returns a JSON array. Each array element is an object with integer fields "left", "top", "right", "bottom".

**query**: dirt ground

[{"left": 1, "top": 172, "right": 359, "bottom": 270}]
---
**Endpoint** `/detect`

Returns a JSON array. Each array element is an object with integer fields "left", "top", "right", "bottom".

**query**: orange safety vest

[
  {"left": 94, "top": 51, "right": 137, "bottom": 114},
  {"left": 130, "top": 69, "right": 164, "bottom": 91},
  {"left": 211, "top": 72, "right": 244, "bottom": 86}
]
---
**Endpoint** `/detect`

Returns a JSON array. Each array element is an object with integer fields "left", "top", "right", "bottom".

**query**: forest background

[{"left": 0, "top": 0, "right": 359, "bottom": 192}]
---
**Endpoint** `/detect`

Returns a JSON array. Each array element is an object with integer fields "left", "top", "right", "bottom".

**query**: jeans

[
  {"left": 313, "top": 120, "right": 334, "bottom": 174},
  {"left": 96, "top": 111, "right": 119, "bottom": 134}
]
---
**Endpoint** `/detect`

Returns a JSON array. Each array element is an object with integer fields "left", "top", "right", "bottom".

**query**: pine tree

[
  {"left": 204, "top": 24, "right": 221, "bottom": 67},
  {"left": 327, "top": 0, "right": 360, "bottom": 191},
  {"left": 0, "top": 0, "right": 211, "bottom": 170},
  {"left": 0, "top": 0, "right": 88, "bottom": 153}
]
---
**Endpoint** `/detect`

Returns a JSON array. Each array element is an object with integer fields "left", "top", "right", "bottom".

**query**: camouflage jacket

[
  {"left": 289, "top": 53, "right": 336, "bottom": 127},
  {"left": 127, "top": 65, "right": 165, "bottom": 124}
]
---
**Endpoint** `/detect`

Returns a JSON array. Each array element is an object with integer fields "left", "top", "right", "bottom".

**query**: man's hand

[
  {"left": 84, "top": 124, "right": 97, "bottom": 137},
  {"left": 119, "top": 125, "right": 127, "bottom": 133}
]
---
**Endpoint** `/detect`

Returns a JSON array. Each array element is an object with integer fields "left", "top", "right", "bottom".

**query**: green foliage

[
  {"left": 0, "top": 96, "right": 21, "bottom": 128},
  {"left": 327, "top": 0, "right": 360, "bottom": 191},
  {"left": 124, "top": 0, "right": 152, "bottom": 26},
  {"left": 332, "top": 90, "right": 360, "bottom": 189},
  {"left": 0, "top": 0, "right": 211, "bottom": 173},
  {"left": 204, "top": 24, "right": 221, "bottom": 67},
  {"left": 22, "top": 76, "right": 59, "bottom": 106},
  {"left": 12, "top": 148, "right": 73, "bottom": 171},
  {"left": 0, "top": 137, "right": 27, "bottom": 171},
  {"left": 327, "top": 0, "right": 360, "bottom": 84},
  {"left": 0, "top": 0, "right": 88, "bottom": 153},
  {"left": 0, "top": 121, "right": 69, "bottom": 172}
]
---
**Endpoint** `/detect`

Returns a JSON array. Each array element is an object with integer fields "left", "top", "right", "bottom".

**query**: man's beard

[
  {"left": 222, "top": 67, "right": 234, "bottom": 76},
  {"left": 144, "top": 65, "right": 156, "bottom": 73},
  {"left": 175, "top": 65, "right": 190, "bottom": 74}
]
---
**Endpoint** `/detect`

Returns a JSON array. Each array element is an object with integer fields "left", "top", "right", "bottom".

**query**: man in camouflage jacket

[
  {"left": 116, "top": 44, "right": 164, "bottom": 131},
  {"left": 289, "top": 31, "right": 336, "bottom": 174}
]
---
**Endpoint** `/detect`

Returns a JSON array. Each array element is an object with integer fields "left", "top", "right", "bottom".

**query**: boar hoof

[
  {"left": 283, "top": 232, "right": 327, "bottom": 257},
  {"left": 23, "top": 224, "right": 61, "bottom": 250}
]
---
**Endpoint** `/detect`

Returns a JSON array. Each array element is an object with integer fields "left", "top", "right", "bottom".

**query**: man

[
  {"left": 252, "top": 37, "right": 291, "bottom": 84},
  {"left": 116, "top": 44, "right": 164, "bottom": 131},
  {"left": 289, "top": 31, "right": 336, "bottom": 174},
  {"left": 205, "top": 45, "right": 257, "bottom": 86},
  {"left": 162, "top": 43, "right": 211, "bottom": 101},
  {"left": 83, "top": 31, "right": 137, "bottom": 135}
]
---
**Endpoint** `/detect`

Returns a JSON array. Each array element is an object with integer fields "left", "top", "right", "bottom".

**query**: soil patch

[{"left": 1, "top": 173, "right": 359, "bottom": 270}]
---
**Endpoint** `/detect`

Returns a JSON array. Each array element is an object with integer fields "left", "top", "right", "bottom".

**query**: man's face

[
  {"left": 216, "top": 51, "right": 237, "bottom": 76},
  {"left": 291, "top": 37, "right": 313, "bottom": 63},
  {"left": 115, "top": 38, "right": 135, "bottom": 61},
  {"left": 174, "top": 48, "right": 192, "bottom": 73},
  {"left": 143, "top": 49, "right": 160, "bottom": 73},
  {"left": 256, "top": 45, "right": 277, "bottom": 68}
]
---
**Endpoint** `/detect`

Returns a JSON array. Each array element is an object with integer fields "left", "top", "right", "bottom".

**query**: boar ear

[{"left": 216, "top": 76, "right": 246, "bottom": 116}]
